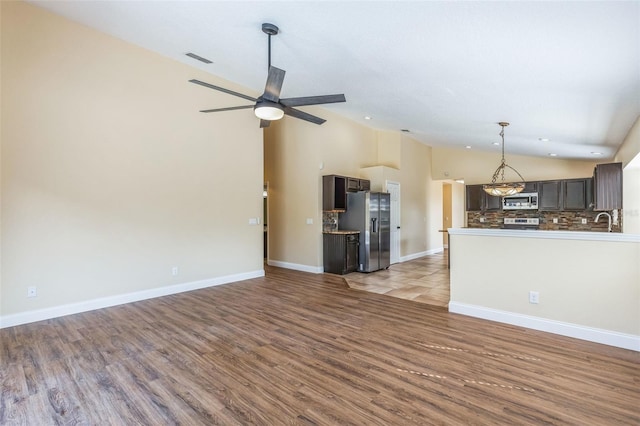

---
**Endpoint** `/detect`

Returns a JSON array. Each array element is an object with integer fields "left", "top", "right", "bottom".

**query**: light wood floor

[
  {"left": 1, "top": 265, "right": 638, "bottom": 424},
  {"left": 344, "top": 251, "right": 449, "bottom": 307}
]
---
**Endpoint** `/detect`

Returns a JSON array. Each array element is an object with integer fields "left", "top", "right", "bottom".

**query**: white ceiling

[{"left": 29, "top": 1, "right": 640, "bottom": 160}]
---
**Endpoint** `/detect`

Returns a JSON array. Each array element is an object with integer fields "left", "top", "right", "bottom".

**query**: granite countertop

[{"left": 323, "top": 230, "right": 360, "bottom": 235}]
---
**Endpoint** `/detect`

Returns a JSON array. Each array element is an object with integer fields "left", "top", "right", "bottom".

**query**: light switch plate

[{"left": 306, "top": 218, "right": 313, "bottom": 225}]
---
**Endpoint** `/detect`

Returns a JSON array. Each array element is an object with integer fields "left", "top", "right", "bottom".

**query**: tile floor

[{"left": 344, "top": 250, "right": 450, "bottom": 308}]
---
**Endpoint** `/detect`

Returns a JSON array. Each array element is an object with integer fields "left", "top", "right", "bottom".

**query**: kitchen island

[{"left": 448, "top": 228, "right": 640, "bottom": 351}]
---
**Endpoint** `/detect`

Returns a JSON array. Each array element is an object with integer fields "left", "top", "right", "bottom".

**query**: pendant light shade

[{"left": 482, "top": 122, "right": 526, "bottom": 196}]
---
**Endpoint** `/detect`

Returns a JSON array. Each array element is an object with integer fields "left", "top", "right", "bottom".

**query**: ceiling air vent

[{"left": 186, "top": 52, "right": 213, "bottom": 64}]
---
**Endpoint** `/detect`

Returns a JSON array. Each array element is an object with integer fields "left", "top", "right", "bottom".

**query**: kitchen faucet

[{"left": 595, "top": 212, "right": 612, "bottom": 232}]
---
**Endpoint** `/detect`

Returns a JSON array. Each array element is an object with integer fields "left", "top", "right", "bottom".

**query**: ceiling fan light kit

[
  {"left": 482, "top": 122, "right": 526, "bottom": 197},
  {"left": 189, "top": 22, "right": 345, "bottom": 127},
  {"left": 254, "top": 98, "right": 284, "bottom": 120}
]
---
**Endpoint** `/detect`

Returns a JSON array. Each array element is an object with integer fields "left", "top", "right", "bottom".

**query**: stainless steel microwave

[{"left": 503, "top": 192, "right": 538, "bottom": 210}]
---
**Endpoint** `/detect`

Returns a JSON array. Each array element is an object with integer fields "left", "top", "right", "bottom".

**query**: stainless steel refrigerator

[{"left": 339, "top": 192, "right": 391, "bottom": 272}]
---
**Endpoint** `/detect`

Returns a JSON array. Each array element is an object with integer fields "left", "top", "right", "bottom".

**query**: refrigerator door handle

[{"left": 371, "top": 217, "right": 377, "bottom": 233}]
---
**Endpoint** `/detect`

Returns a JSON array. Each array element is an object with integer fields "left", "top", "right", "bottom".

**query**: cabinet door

[
  {"left": 484, "top": 193, "right": 502, "bottom": 211},
  {"left": 594, "top": 163, "right": 622, "bottom": 210},
  {"left": 358, "top": 179, "right": 371, "bottom": 191},
  {"left": 347, "top": 177, "right": 360, "bottom": 192},
  {"left": 563, "top": 179, "right": 589, "bottom": 210},
  {"left": 322, "top": 175, "right": 347, "bottom": 211},
  {"left": 539, "top": 181, "right": 562, "bottom": 210},
  {"left": 465, "top": 185, "right": 483, "bottom": 211}
]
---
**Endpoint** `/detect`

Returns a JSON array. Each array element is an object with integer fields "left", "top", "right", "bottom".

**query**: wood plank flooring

[{"left": 1, "top": 265, "right": 639, "bottom": 425}]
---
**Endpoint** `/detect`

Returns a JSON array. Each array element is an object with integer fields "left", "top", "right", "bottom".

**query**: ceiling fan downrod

[{"left": 262, "top": 23, "right": 279, "bottom": 70}]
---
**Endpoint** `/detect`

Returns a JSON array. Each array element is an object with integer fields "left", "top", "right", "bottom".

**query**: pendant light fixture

[{"left": 482, "top": 122, "right": 526, "bottom": 196}]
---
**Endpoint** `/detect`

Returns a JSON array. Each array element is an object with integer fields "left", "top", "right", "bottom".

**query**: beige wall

[
  {"left": 616, "top": 116, "right": 640, "bottom": 234},
  {"left": 450, "top": 231, "right": 640, "bottom": 340},
  {"left": 432, "top": 147, "right": 597, "bottom": 184},
  {"left": 615, "top": 116, "right": 640, "bottom": 167},
  {"left": 264, "top": 109, "right": 378, "bottom": 268},
  {"left": 265, "top": 117, "right": 444, "bottom": 269},
  {"left": 1, "top": 2, "right": 264, "bottom": 318}
]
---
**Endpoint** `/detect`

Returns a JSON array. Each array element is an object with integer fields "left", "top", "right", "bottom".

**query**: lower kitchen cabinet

[{"left": 323, "top": 233, "right": 359, "bottom": 275}]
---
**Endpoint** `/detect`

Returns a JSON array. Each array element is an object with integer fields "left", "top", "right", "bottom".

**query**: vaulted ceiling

[{"left": 30, "top": 1, "right": 640, "bottom": 160}]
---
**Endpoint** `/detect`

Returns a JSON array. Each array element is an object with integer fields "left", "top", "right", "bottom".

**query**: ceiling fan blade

[
  {"left": 199, "top": 105, "right": 254, "bottom": 113},
  {"left": 283, "top": 106, "right": 326, "bottom": 125},
  {"left": 280, "top": 94, "right": 346, "bottom": 107},
  {"left": 263, "top": 66, "right": 286, "bottom": 102},
  {"left": 189, "top": 79, "right": 256, "bottom": 102},
  {"left": 260, "top": 119, "right": 271, "bottom": 128}
]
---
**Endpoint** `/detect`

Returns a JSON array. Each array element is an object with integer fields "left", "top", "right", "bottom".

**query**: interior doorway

[
  {"left": 442, "top": 183, "right": 452, "bottom": 248},
  {"left": 386, "top": 181, "right": 401, "bottom": 264},
  {"left": 263, "top": 183, "right": 268, "bottom": 260}
]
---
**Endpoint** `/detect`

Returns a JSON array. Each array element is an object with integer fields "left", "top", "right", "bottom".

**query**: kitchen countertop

[
  {"left": 448, "top": 228, "right": 640, "bottom": 243},
  {"left": 323, "top": 230, "right": 360, "bottom": 235}
]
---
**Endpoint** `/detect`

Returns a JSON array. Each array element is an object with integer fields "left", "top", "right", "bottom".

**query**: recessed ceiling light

[
  {"left": 465, "top": 145, "right": 472, "bottom": 149},
  {"left": 538, "top": 138, "right": 550, "bottom": 142},
  {"left": 591, "top": 151, "right": 602, "bottom": 155},
  {"left": 364, "top": 116, "right": 372, "bottom": 120},
  {"left": 548, "top": 153, "right": 557, "bottom": 157},
  {"left": 455, "top": 179, "right": 465, "bottom": 184}
]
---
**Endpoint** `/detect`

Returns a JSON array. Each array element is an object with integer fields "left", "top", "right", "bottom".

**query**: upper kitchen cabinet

[
  {"left": 465, "top": 184, "right": 501, "bottom": 211},
  {"left": 323, "top": 175, "right": 347, "bottom": 211},
  {"left": 465, "top": 185, "right": 484, "bottom": 211},
  {"left": 539, "top": 181, "right": 562, "bottom": 211},
  {"left": 346, "top": 177, "right": 370, "bottom": 192},
  {"left": 563, "top": 178, "right": 593, "bottom": 210},
  {"left": 593, "top": 162, "right": 622, "bottom": 211}
]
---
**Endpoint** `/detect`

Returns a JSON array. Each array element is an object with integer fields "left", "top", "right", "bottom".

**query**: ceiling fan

[{"left": 189, "top": 23, "right": 346, "bottom": 128}]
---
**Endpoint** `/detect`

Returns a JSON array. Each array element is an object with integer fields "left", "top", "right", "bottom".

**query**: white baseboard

[
  {"left": 0, "top": 269, "right": 265, "bottom": 329},
  {"left": 267, "top": 259, "right": 323, "bottom": 274},
  {"left": 449, "top": 301, "right": 640, "bottom": 352},
  {"left": 400, "top": 247, "right": 444, "bottom": 263}
]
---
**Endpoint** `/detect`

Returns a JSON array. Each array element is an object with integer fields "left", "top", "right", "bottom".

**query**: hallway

[{"left": 344, "top": 251, "right": 450, "bottom": 308}]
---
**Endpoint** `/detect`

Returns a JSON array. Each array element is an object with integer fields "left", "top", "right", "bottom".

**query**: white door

[{"left": 386, "top": 181, "right": 401, "bottom": 264}]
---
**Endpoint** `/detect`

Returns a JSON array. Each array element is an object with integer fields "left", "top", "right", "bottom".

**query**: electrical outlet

[
  {"left": 479, "top": 217, "right": 485, "bottom": 223},
  {"left": 529, "top": 291, "right": 539, "bottom": 304},
  {"left": 306, "top": 218, "right": 313, "bottom": 225},
  {"left": 172, "top": 266, "right": 179, "bottom": 276},
  {"left": 553, "top": 218, "right": 558, "bottom": 224},
  {"left": 581, "top": 218, "right": 587, "bottom": 224},
  {"left": 27, "top": 286, "right": 37, "bottom": 298}
]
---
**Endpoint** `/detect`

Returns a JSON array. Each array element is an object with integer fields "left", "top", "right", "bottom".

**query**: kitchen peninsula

[{"left": 448, "top": 228, "right": 640, "bottom": 351}]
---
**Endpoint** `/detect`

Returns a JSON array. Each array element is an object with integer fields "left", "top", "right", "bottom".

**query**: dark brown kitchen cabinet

[
  {"left": 563, "top": 178, "right": 593, "bottom": 210},
  {"left": 358, "top": 179, "right": 371, "bottom": 191},
  {"left": 539, "top": 181, "right": 562, "bottom": 211},
  {"left": 323, "top": 233, "right": 359, "bottom": 275},
  {"left": 593, "top": 162, "right": 622, "bottom": 211},
  {"left": 465, "top": 185, "right": 484, "bottom": 211},
  {"left": 465, "top": 184, "right": 502, "bottom": 211},
  {"left": 347, "top": 177, "right": 360, "bottom": 192},
  {"left": 323, "top": 175, "right": 347, "bottom": 211},
  {"left": 484, "top": 193, "right": 502, "bottom": 210}
]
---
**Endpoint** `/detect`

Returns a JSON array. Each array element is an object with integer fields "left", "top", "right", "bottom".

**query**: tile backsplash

[
  {"left": 467, "top": 210, "right": 622, "bottom": 233},
  {"left": 323, "top": 211, "right": 339, "bottom": 232}
]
